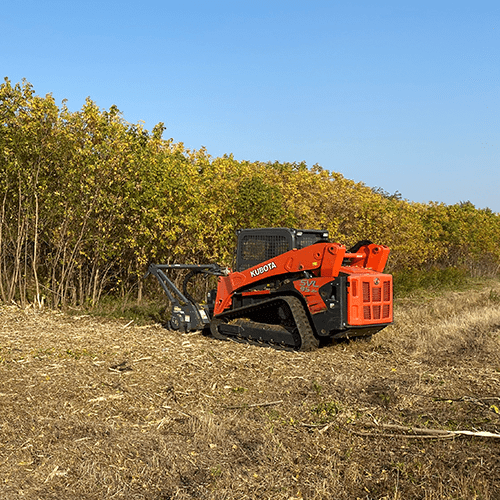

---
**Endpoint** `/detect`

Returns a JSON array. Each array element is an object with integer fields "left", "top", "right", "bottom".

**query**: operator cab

[{"left": 235, "top": 227, "right": 329, "bottom": 272}]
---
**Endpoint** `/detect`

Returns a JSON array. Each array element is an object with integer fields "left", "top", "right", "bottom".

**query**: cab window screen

[{"left": 239, "top": 235, "right": 289, "bottom": 270}]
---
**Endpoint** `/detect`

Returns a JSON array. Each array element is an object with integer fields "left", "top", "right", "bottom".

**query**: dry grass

[{"left": 1, "top": 281, "right": 500, "bottom": 499}]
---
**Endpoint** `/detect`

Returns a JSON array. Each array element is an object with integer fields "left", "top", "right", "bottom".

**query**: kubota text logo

[{"left": 250, "top": 261, "right": 277, "bottom": 278}]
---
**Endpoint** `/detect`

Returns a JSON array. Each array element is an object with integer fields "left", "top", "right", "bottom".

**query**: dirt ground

[{"left": 1, "top": 281, "right": 499, "bottom": 499}]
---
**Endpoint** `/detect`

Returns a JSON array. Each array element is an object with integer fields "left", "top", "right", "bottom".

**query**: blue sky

[{"left": 2, "top": 1, "right": 499, "bottom": 212}]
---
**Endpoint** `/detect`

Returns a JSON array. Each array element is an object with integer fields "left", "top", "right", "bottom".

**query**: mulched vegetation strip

[{"left": 0, "top": 284, "right": 499, "bottom": 499}]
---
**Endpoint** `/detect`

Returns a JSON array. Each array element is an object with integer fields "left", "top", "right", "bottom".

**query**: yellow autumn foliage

[{"left": 1, "top": 78, "right": 498, "bottom": 306}]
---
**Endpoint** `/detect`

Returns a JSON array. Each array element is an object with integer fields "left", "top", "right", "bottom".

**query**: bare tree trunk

[
  {"left": 32, "top": 189, "right": 41, "bottom": 307},
  {"left": 0, "top": 189, "right": 7, "bottom": 303},
  {"left": 8, "top": 183, "right": 25, "bottom": 303},
  {"left": 95, "top": 260, "right": 115, "bottom": 304},
  {"left": 87, "top": 260, "right": 97, "bottom": 303},
  {"left": 56, "top": 205, "right": 93, "bottom": 307},
  {"left": 79, "top": 265, "right": 84, "bottom": 305},
  {"left": 137, "top": 279, "right": 143, "bottom": 304},
  {"left": 21, "top": 218, "right": 28, "bottom": 307},
  {"left": 91, "top": 267, "right": 99, "bottom": 306}
]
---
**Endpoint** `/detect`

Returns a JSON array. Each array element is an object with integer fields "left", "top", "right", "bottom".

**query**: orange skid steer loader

[{"left": 146, "top": 228, "right": 393, "bottom": 351}]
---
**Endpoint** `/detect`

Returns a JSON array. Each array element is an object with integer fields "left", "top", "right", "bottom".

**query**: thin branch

[
  {"left": 223, "top": 400, "right": 283, "bottom": 410},
  {"left": 355, "top": 422, "right": 500, "bottom": 439},
  {"left": 351, "top": 431, "right": 455, "bottom": 440},
  {"left": 373, "top": 423, "right": 450, "bottom": 435}
]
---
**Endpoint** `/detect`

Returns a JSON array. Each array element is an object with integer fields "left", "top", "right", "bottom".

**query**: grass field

[{"left": 1, "top": 281, "right": 499, "bottom": 499}]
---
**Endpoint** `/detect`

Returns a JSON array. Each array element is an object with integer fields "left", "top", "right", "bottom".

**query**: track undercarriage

[{"left": 210, "top": 296, "right": 320, "bottom": 351}]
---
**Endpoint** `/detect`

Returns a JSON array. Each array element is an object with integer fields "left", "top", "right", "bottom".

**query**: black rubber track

[{"left": 210, "top": 296, "right": 319, "bottom": 351}]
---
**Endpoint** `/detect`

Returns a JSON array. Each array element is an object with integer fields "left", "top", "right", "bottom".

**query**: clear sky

[{"left": 2, "top": 1, "right": 499, "bottom": 212}]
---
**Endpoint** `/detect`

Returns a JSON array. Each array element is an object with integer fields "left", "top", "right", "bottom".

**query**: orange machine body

[{"left": 214, "top": 241, "right": 392, "bottom": 338}]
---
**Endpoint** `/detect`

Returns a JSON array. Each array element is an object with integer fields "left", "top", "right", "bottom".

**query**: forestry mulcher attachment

[{"left": 146, "top": 228, "right": 393, "bottom": 351}]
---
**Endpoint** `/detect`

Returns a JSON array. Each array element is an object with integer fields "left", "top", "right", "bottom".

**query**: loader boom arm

[{"left": 213, "top": 242, "right": 390, "bottom": 316}]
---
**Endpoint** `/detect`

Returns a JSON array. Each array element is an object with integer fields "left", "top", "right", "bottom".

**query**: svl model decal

[{"left": 299, "top": 279, "right": 318, "bottom": 293}]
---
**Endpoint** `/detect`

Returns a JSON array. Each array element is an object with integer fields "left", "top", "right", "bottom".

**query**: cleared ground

[{"left": 1, "top": 282, "right": 499, "bottom": 499}]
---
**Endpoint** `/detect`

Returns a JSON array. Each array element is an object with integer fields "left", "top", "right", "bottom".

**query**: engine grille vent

[
  {"left": 362, "top": 280, "right": 391, "bottom": 320},
  {"left": 348, "top": 276, "right": 393, "bottom": 325}
]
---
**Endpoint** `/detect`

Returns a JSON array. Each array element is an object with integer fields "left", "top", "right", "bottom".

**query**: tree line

[{"left": 1, "top": 78, "right": 499, "bottom": 308}]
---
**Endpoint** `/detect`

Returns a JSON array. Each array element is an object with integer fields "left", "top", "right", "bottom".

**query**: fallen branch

[
  {"left": 448, "top": 429, "right": 500, "bottom": 438},
  {"left": 356, "top": 422, "right": 500, "bottom": 439},
  {"left": 44, "top": 466, "right": 59, "bottom": 483},
  {"left": 375, "top": 423, "right": 450, "bottom": 435},
  {"left": 133, "top": 356, "right": 153, "bottom": 363},
  {"left": 223, "top": 400, "right": 283, "bottom": 410},
  {"left": 352, "top": 431, "right": 455, "bottom": 440},
  {"left": 300, "top": 421, "right": 336, "bottom": 434},
  {"left": 318, "top": 422, "right": 334, "bottom": 434},
  {"left": 404, "top": 391, "right": 500, "bottom": 416}
]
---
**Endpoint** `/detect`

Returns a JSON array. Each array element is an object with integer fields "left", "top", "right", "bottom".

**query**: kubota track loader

[{"left": 146, "top": 228, "right": 393, "bottom": 351}]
